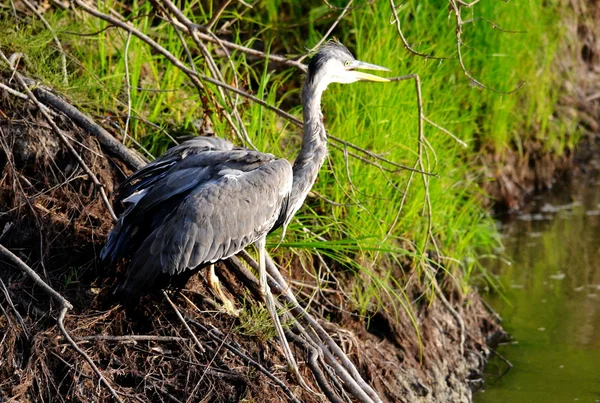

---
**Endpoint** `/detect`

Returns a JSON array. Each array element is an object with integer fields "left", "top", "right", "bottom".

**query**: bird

[{"left": 101, "top": 40, "right": 390, "bottom": 381}]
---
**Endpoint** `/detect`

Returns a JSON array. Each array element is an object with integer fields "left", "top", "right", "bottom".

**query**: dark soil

[{"left": 0, "top": 76, "right": 505, "bottom": 402}]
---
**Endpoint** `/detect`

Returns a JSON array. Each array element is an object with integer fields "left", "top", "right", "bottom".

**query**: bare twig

[
  {"left": 161, "top": 12, "right": 306, "bottom": 71},
  {"left": 122, "top": 31, "right": 133, "bottom": 145},
  {"left": 189, "top": 322, "right": 231, "bottom": 403},
  {"left": 447, "top": 0, "right": 524, "bottom": 94},
  {"left": 0, "top": 50, "right": 118, "bottom": 221},
  {"left": 297, "top": 0, "right": 355, "bottom": 63},
  {"left": 454, "top": 0, "right": 481, "bottom": 7},
  {"left": 461, "top": 17, "right": 526, "bottom": 33},
  {"left": 74, "top": 335, "right": 188, "bottom": 343},
  {"left": 390, "top": 73, "right": 467, "bottom": 354},
  {"left": 226, "top": 255, "right": 382, "bottom": 403},
  {"left": 161, "top": 11, "right": 197, "bottom": 74},
  {"left": 371, "top": 159, "right": 418, "bottom": 268},
  {"left": 160, "top": 0, "right": 256, "bottom": 149},
  {"left": 0, "top": 244, "right": 124, "bottom": 403},
  {"left": 388, "top": 0, "right": 446, "bottom": 59},
  {"left": 206, "top": 0, "right": 232, "bottom": 30},
  {"left": 217, "top": 0, "right": 258, "bottom": 32},
  {"left": 423, "top": 116, "right": 467, "bottom": 148},
  {"left": 24, "top": 79, "right": 147, "bottom": 171},
  {"left": 268, "top": 273, "right": 381, "bottom": 403},
  {"left": 163, "top": 291, "right": 206, "bottom": 353},
  {"left": 57, "top": 308, "right": 125, "bottom": 402},
  {"left": 330, "top": 138, "right": 437, "bottom": 176},
  {"left": 0, "top": 81, "right": 28, "bottom": 99},
  {"left": 0, "top": 278, "right": 29, "bottom": 338},
  {"left": 388, "top": 0, "right": 523, "bottom": 94},
  {"left": 0, "top": 244, "right": 71, "bottom": 309},
  {"left": 186, "top": 316, "right": 303, "bottom": 403}
]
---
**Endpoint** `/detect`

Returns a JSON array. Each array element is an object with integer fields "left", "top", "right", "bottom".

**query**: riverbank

[
  {"left": 0, "top": 0, "right": 596, "bottom": 401},
  {"left": 0, "top": 66, "right": 505, "bottom": 402}
]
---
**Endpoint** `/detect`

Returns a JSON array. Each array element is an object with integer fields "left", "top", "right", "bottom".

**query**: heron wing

[
  {"left": 101, "top": 145, "right": 275, "bottom": 264},
  {"left": 117, "top": 137, "right": 235, "bottom": 201},
  {"left": 113, "top": 155, "right": 293, "bottom": 295}
]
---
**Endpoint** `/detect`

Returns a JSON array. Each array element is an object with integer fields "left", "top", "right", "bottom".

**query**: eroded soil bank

[
  {"left": 1, "top": 2, "right": 599, "bottom": 402},
  {"left": 0, "top": 80, "right": 503, "bottom": 402}
]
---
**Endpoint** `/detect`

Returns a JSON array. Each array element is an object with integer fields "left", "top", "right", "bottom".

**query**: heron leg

[
  {"left": 207, "top": 264, "right": 239, "bottom": 316},
  {"left": 256, "top": 237, "right": 310, "bottom": 390}
]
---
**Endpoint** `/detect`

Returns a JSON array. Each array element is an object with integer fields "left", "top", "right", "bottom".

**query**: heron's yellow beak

[
  {"left": 348, "top": 60, "right": 391, "bottom": 82},
  {"left": 353, "top": 71, "right": 390, "bottom": 82}
]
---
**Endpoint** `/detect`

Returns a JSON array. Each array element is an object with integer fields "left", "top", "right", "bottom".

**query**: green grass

[
  {"left": 0, "top": 0, "right": 575, "bottom": 326},
  {"left": 251, "top": 0, "right": 572, "bottom": 307},
  {"left": 235, "top": 302, "right": 278, "bottom": 341}
]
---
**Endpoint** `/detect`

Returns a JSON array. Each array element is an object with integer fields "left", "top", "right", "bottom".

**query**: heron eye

[{"left": 344, "top": 60, "right": 351, "bottom": 67}]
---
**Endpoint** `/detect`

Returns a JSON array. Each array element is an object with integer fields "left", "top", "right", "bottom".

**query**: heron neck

[{"left": 288, "top": 80, "right": 328, "bottom": 220}]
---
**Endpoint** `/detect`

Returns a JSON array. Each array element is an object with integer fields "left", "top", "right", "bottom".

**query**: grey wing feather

[
  {"left": 115, "top": 156, "right": 293, "bottom": 295},
  {"left": 101, "top": 141, "right": 263, "bottom": 264},
  {"left": 130, "top": 167, "right": 210, "bottom": 216},
  {"left": 117, "top": 136, "right": 235, "bottom": 201}
]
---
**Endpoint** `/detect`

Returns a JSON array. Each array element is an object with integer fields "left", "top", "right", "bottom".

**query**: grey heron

[{"left": 101, "top": 40, "right": 389, "bottom": 381}]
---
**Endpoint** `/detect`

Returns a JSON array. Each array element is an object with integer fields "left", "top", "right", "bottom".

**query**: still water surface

[{"left": 476, "top": 175, "right": 600, "bottom": 403}]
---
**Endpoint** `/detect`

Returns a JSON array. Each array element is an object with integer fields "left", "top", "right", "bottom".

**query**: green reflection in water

[{"left": 476, "top": 176, "right": 600, "bottom": 403}]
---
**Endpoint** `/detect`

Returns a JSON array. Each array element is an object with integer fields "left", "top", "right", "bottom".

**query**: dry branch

[
  {"left": 389, "top": 74, "right": 466, "bottom": 354},
  {"left": 0, "top": 244, "right": 124, "bottom": 403},
  {"left": 297, "top": 0, "right": 355, "bottom": 64},
  {"left": 447, "top": 0, "right": 524, "bottom": 94},
  {"left": 226, "top": 254, "right": 383, "bottom": 403},
  {"left": 0, "top": 50, "right": 117, "bottom": 221},
  {"left": 159, "top": 0, "right": 254, "bottom": 149},
  {"left": 30, "top": 82, "right": 147, "bottom": 171},
  {"left": 388, "top": 0, "right": 446, "bottom": 59},
  {"left": 388, "top": 0, "right": 524, "bottom": 93},
  {"left": 74, "top": 334, "right": 188, "bottom": 343},
  {"left": 185, "top": 316, "right": 303, "bottom": 403},
  {"left": 163, "top": 291, "right": 206, "bottom": 354}
]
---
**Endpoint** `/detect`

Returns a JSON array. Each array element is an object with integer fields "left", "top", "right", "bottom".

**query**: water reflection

[{"left": 476, "top": 175, "right": 600, "bottom": 403}]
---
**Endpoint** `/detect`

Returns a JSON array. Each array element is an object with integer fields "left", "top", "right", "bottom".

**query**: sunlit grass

[{"left": 0, "top": 0, "right": 573, "bottom": 327}]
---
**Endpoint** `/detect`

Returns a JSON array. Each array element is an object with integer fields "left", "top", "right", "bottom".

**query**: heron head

[{"left": 307, "top": 41, "right": 391, "bottom": 87}]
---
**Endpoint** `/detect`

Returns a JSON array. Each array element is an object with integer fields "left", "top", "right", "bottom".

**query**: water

[{"left": 476, "top": 175, "right": 600, "bottom": 403}]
